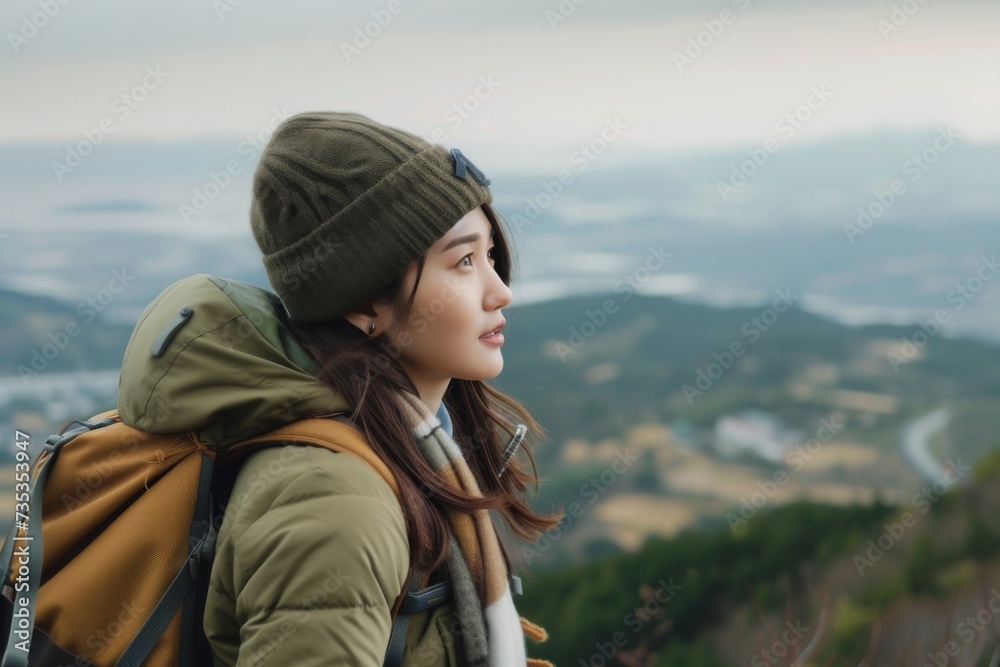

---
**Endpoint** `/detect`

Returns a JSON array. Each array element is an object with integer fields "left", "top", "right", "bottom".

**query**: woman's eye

[{"left": 460, "top": 247, "right": 496, "bottom": 268}]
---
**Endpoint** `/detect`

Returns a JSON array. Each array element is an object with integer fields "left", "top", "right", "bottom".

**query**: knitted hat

[{"left": 250, "top": 111, "right": 494, "bottom": 323}]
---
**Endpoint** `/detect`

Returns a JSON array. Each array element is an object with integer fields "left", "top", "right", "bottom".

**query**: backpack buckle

[
  {"left": 187, "top": 529, "right": 211, "bottom": 583},
  {"left": 400, "top": 580, "right": 453, "bottom": 615}
]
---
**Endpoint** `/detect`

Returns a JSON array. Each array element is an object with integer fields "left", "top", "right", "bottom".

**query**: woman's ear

[{"left": 343, "top": 301, "right": 374, "bottom": 334}]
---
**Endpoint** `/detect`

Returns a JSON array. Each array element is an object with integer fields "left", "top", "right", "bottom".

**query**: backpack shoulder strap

[{"left": 222, "top": 415, "right": 400, "bottom": 500}]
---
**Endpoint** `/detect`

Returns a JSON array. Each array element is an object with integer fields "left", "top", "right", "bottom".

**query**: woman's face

[{"left": 351, "top": 205, "right": 513, "bottom": 407}]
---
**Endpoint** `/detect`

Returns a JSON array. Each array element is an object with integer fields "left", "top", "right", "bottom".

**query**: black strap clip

[{"left": 400, "top": 580, "right": 453, "bottom": 615}]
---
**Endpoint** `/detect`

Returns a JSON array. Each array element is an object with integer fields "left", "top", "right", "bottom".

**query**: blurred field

[
  {"left": 555, "top": 425, "right": 912, "bottom": 553},
  {"left": 594, "top": 494, "right": 700, "bottom": 550}
]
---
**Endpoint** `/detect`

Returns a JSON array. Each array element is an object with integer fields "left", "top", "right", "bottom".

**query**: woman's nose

[{"left": 487, "top": 272, "right": 513, "bottom": 310}]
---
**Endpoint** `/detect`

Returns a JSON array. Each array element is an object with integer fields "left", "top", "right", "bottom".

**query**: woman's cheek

[{"left": 408, "top": 308, "right": 429, "bottom": 334}]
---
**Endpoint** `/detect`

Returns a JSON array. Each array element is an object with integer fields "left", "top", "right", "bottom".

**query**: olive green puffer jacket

[
  {"left": 203, "top": 444, "right": 467, "bottom": 666},
  {"left": 116, "top": 274, "right": 469, "bottom": 665}
]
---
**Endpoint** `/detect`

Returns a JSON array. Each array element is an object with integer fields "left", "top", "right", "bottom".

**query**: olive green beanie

[{"left": 249, "top": 110, "right": 494, "bottom": 323}]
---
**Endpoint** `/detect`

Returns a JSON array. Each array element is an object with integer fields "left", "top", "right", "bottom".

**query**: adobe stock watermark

[
  {"left": 10, "top": 430, "right": 32, "bottom": 656},
  {"left": 179, "top": 106, "right": 291, "bottom": 224},
  {"left": 682, "top": 288, "right": 799, "bottom": 404},
  {"left": 749, "top": 620, "right": 811, "bottom": 667},
  {"left": 85, "top": 601, "right": 143, "bottom": 655},
  {"left": 853, "top": 458, "right": 970, "bottom": 576},
  {"left": 673, "top": 0, "right": 751, "bottom": 73},
  {"left": 60, "top": 436, "right": 140, "bottom": 511},
  {"left": 339, "top": 0, "right": 415, "bottom": 63},
  {"left": 58, "top": 413, "right": 182, "bottom": 512},
  {"left": 8, "top": 0, "right": 72, "bottom": 54},
  {"left": 717, "top": 85, "right": 833, "bottom": 202},
  {"left": 843, "top": 126, "right": 959, "bottom": 244},
  {"left": 242, "top": 566, "right": 354, "bottom": 667},
  {"left": 508, "top": 116, "right": 628, "bottom": 234},
  {"left": 922, "top": 589, "right": 1000, "bottom": 666},
  {"left": 726, "top": 415, "right": 843, "bottom": 533},
  {"left": 345, "top": 274, "right": 477, "bottom": 395},
  {"left": 578, "top": 577, "right": 683, "bottom": 667},
  {"left": 17, "top": 268, "right": 136, "bottom": 385},
  {"left": 213, "top": 0, "right": 250, "bottom": 20},
  {"left": 222, "top": 444, "right": 311, "bottom": 521},
  {"left": 425, "top": 75, "right": 501, "bottom": 145},
  {"left": 545, "top": 0, "right": 588, "bottom": 30},
  {"left": 51, "top": 65, "right": 169, "bottom": 182},
  {"left": 877, "top": 0, "right": 931, "bottom": 39},
  {"left": 520, "top": 448, "right": 639, "bottom": 566},
  {"left": 888, "top": 254, "right": 998, "bottom": 372},
  {"left": 554, "top": 245, "right": 672, "bottom": 361},
  {"left": 59, "top": 394, "right": 188, "bottom": 516}
]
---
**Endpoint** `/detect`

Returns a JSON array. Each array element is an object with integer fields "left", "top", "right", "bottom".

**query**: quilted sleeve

[{"left": 227, "top": 446, "right": 409, "bottom": 666}]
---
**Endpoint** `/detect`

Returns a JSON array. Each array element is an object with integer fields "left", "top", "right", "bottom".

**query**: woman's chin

[{"left": 458, "top": 357, "right": 504, "bottom": 381}]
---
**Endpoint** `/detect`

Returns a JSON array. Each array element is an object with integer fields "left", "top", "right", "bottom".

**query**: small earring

[{"left": 368, "top": 321, "right": 376, "bottom": 335}]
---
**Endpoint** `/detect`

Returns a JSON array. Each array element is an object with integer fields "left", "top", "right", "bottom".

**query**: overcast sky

[{"left": 2, "top": 0, "right": 998, "bottom": 173}]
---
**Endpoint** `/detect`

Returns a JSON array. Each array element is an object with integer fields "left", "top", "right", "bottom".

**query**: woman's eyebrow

[
  {"left": 441, "top": 230, "right": 497, "bottom": 252},
  {"left": 440, "top": 231, "right": 494, "bottom": 253}
]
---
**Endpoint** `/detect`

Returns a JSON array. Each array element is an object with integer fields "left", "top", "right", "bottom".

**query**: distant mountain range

[
  {"left": 1, "top": 128, "right": 997, "bottom": 345},
  {"left": 3, "top": 281, "right": 999, "bottom": 463}
]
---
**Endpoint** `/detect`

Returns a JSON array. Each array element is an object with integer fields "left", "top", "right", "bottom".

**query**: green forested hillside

[
  {"left": 493, "top": 293, "right": 1000, "bottom": 473},
  {"left": 518, "top": 450, "right": 1000, "bottom": 666}
]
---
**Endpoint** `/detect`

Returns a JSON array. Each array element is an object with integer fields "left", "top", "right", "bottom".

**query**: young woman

[{"left": 202, "top": 111, "right": 562, "bottom": 666}]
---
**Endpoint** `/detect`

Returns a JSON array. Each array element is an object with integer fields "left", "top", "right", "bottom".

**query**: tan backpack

[{"left": 0, "top": 408, "right": 413, "bottom": 667}]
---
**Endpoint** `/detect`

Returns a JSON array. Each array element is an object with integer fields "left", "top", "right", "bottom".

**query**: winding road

[{"left": 898, "top": 407, "right": 954, "bottom": 484}]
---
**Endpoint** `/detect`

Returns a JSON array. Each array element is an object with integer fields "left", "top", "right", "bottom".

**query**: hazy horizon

[{"left": 3, "top": 1, "right": 999, "bottom": 174}]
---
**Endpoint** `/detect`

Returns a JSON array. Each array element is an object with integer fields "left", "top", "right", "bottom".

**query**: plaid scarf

[{"left": 397, "top": 391, "right": 551, "bottom": 666}]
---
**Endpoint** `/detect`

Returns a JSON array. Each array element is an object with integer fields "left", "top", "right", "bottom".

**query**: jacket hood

[{"left": 117, "top": 273, "right": 350, "bottom": 449}]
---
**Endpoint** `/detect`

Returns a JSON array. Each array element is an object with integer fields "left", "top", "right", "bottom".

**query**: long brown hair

[{"left": 280, "top": 203, "right": 563, "bottom": 577}]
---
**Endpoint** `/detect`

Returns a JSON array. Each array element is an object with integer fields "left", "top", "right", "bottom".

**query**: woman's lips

[{"left": 479, "top": 331, "right": 504, "bottom": 345}]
